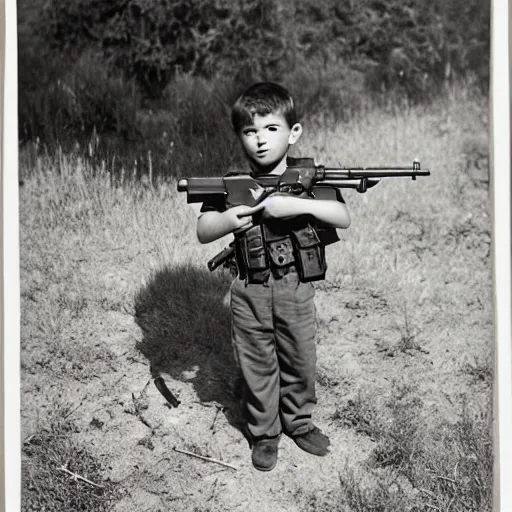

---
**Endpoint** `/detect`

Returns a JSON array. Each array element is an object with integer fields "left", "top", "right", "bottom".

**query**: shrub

[
  {"left": 19, "top": 50, "right": 140, "bottom": 149},
  {"left": 19, "top": 0, "right": 489, "bottom": 155},
  {"left": 39, "top": 0, "right": 292, "bottom": 97},
  {"left": 294, "top": 0, "right": 490, "bottom": 100},
  {"left": 36, "top": 0, "right": 489, "bottom": 103}
]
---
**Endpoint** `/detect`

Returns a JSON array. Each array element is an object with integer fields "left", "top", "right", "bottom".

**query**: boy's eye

[
  {"left": 243, "top": 129, "right": 256, "bottom": 136},
  {"left": 267, "top": 126, "right": 278, "bottom": 132}
]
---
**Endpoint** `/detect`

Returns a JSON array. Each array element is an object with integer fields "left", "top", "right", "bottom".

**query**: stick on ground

[
  {"left": 58, "top": 465, "right": 105, "bottom": 488},
  {"left": 173, "top": 446, "right": 238, "bottom": 470}
]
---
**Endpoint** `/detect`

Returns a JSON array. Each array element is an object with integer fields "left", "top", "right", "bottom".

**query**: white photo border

[
  {"left": 2, "top": 1, "right": 509, "bottom": 511},
  {"left": 2, "top": 0, "right": 20, "bottom": 510},
  {"left": 492, "top": 0, "right": 512, "bottom": 510}
]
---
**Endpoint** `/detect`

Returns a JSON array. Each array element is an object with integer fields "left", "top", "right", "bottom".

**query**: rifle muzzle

[{"left": 177, "top": 179, "right": 188, "bottom": 191}]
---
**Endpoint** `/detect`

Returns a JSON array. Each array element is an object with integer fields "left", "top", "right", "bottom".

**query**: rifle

[
  {"left": 177, "top": 159, "right": 430, "bottom": 207},
  {"left": 177, "top": 158, "right": 430, "bottom": 271}
]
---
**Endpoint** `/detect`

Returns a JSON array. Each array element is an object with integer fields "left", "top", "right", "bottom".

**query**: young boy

[{"left": 196, "top": 82, "right": 351, "bottom": 471}]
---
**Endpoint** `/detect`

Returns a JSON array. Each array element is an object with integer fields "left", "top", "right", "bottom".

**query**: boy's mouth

[{"left": 257, "top": 149, "right": 269, "bottom": 156}]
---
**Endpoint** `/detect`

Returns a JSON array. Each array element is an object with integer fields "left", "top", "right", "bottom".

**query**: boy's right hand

[{"left": 227, "top": 205, "right": 256, "bottom": 234}]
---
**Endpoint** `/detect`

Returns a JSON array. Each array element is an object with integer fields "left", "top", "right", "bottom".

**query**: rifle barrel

[
  {"left": 324, "top": 167, "right": 428, "bottom": 171},
  {"left": 322, "top": 168, "right": 430, "bottom": 180}
]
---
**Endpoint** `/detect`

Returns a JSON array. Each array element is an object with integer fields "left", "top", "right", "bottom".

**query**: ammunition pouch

[
  {"left": 291, "top": 224, "right": 327, "bottom": 282},
  {"left": 239, "top": 225, "right": 268, "bottom": 271},
  {"left": 235, "top": 223, "right": 327, "bottom": 284},
  {"left": 265, "top": 228, "right": 295, "bottom": 268}
]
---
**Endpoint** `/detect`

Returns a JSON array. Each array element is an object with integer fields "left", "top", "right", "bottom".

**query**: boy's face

[{"left": 239, "top": 112, "right": 302, "bottom": 172}]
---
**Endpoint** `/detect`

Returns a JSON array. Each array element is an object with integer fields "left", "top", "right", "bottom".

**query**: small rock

[{"left": 90, "top": 417, "right": 104, "bottom": 430}]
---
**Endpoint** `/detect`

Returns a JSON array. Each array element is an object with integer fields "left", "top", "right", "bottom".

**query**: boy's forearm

[
  {"left": 303, "top": 199, "right": 351, "bottom": 228},
  {"left": 269, "top": 196, "right": 351, "bottom": 229},
  {"left": 196, "top": 197, "right": 350, "bottom": 243},
  {"left": 197, "top": 211, "right": 233, "bottom": 244}
]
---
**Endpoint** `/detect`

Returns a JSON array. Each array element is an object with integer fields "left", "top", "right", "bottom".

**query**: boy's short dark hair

[{"left": 231, "top": 82, "right": 298, "bottom": 133}]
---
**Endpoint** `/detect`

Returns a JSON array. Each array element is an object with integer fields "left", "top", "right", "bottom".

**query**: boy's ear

[{"left": 288, "top": 123, "right": 303, "bottom": 145}]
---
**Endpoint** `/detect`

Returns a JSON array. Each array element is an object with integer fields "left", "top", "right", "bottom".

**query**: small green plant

[
  {"left": 395, "top": 302, "right": 427, "bottom": 355},
  {"left": 369, "top": 384, "right": 423, "bottom": 480},
  {"left": 331, "top": 391, "right": 381, "bottom": 440},
  {"left": 376, "top": 302, "right": 427, "bottom": 357},
  {"left": 337, "top": 466, "right": 412, "bottom": 512}
]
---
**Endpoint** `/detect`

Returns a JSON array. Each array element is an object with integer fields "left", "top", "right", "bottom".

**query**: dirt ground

[{"left": 20, "top": 266, "right": 492, "bottom": 511}]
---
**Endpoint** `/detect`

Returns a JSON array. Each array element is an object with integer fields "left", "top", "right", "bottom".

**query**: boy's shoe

[
  {"left": 291, "top": 426, "right": 330, "bottom": 456},
  {"left": 251, "top": 435, "right": 280, "bottom": 472}
]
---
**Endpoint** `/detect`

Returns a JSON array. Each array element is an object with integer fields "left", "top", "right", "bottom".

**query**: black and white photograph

[{"left": 13, "top": 0, "right": 496, "bottom": 510}]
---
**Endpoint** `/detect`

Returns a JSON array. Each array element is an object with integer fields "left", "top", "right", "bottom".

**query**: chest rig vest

[
  {"left": 231, "top": 157, "right": 337, "bottom": 284},
  {"left": 235, "top": 221, "right": 327, "bottom": 284}
]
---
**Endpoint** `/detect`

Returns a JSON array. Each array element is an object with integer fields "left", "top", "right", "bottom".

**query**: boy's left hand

[{"left": 239, "top": 193, "right": 300, "bottom": 220}]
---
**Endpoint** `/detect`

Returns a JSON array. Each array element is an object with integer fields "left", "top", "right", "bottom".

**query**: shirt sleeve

[
  {"left": 199, "top": 170, "right": 243, "bottom": 214},
  {"left": 310, "top": 186, "right": 345, "bottom": 245},
  {"left": 199, "top": 196, "right": 227, "bottom": 214}
]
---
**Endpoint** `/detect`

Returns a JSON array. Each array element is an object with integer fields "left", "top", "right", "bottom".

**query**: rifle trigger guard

[
  {"left": 287, "top": 183, "right": 305, "bottom": 195},
  {"left": 356, "top": 177, "right": 368, "bottom": 193}
]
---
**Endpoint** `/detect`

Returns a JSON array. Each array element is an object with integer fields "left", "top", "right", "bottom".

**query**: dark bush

[
  {"left": 139, "top": 75, "right": 246, "bottom": 177},
  {"left": 39, "top": 0, "right": 292, "bottom": 98},
  {"left": 294, "top": 0, "right": 489, "bottom": 100},
  {"left": 37, "top": 0, "right": 489, "bottom": 102},
  {"left": 19, "top": 49, "right": 140, "bottom": 148}
]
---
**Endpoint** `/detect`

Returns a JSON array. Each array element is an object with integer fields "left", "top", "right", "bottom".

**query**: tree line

[{"left": 18, "top": 0, "right": 489, "bottom": 174}]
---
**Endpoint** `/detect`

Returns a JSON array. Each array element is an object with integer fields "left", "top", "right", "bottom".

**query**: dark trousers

[{"left": 231, "top": 270, "right": 317, "bottom": 439}]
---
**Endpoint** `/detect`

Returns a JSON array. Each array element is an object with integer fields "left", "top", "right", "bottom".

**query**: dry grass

[
  {"left": 21, "top": 404, "right": 120, "bottom": 511},
  {"left": 20, "top": 86, "right": 492, "bottom": 511}
]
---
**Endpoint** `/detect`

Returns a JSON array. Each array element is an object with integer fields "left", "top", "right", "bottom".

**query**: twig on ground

[
  {"left": 421, "top": 503, "right": 441, "bottom": 511},
  {"left": 63, "top": 400, "right": 85, "bottom": 420},
  {"left": 437, "top": 475, "right": 458, "bottom": 485},
  {"left": 57, "top": 465, "right": 105, "bottom": 488},
  {"left": 207, "top": 477, "right": 219, "bottom": 502},
  {"left": 126, "top": 356, "right": 147, "bottom": 365},
  {"left": 131, "top": 392, "right": 153, "bottom": 429},
  {"left": 114, "top": 373, "right": 127, "bottom": 385},
  {"left": 193, "top": 401, "right": 217, "bottom": 408},
  {"left": 173, "top": 446, "right": 238, "bottom": 471},
  {"left": 210, "top": 406, "right": 223, "bottom": 430},
  {"left": 23, "top": 434, "right": 37, "bottom": 444},
  {"left": 453, "top": 461, "right": 459, "bottom": 480},
  {"left": 419, "top": 488, "right": 436, "bottom": 499},
  {"left": 141, "top": 378, "right": 151, "bottom": 394},
  {"left": 131, "top": 380, "right": 154, "bottom": 429}
]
